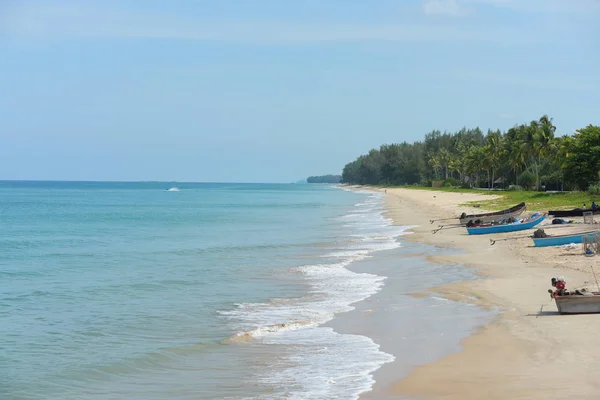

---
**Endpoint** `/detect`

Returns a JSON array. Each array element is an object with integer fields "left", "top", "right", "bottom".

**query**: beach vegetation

[
  {"left": 341, "top": 115, "right": 599, "bottom": 195},
  {"left": 307, "top": 175, "right": 342, "bottom": 183},
  {"left": 588, "top": 185, "right": 600, "bottom": 196},
  {"left": 517, "top": 171, "right": 536, "bottom": 190}
]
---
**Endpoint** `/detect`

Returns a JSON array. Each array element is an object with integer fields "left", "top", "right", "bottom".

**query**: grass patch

[{"left": 395, "top": 186, "right": 597, "bottom": 211}]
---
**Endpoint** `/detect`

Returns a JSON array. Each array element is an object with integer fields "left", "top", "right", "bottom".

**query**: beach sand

[{"left": 367, "top": 188, "right": 600, "bottom": 399}]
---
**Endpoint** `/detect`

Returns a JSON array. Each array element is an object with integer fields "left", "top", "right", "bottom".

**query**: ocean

[{"left": 0, "top": 181, "right": 491, "bottom": 399}]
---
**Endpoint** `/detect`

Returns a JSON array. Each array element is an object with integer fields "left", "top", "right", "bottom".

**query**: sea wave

[{"left": 219, "top": 190, "right": 408, "bottom": 399}]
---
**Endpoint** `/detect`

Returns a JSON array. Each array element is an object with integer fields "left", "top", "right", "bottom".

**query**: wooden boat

[
  {"left": 548, "top": 208, "right": 600, "bottom": 217},
  {"left": 553, "top": 292, "right": 600, "bottom": 314},
  {"left": 459, "top": 202, "right": 526, "bottom": 226},
  {"left": 549, "top": 277, "right": 600, "bottom": 314},
  {"left": 532, "top": 230, "right": 600, "bottom": 247},
  {"left": 466, "top": 213, "right": 546, "bottom": 235}
]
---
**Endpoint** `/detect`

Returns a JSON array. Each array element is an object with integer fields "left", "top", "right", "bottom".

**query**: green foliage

[
  {"left": 307, "top": 175, "right": 342, "bottom": 183},
  {"left": 404, "top": 187, "right": 596, "bottom": 211},
  {"left": 518, "top": 171, "right": 536, "bottom": 190},
  {"left": 340, "top": 115, "right": 598, "bottom": 191},
  {"left": 443, "top": 177, "right": 460, "bottom": 187},
  {"left": 562, "top": 125, "right": 600, "bottom": 190},
  {"left": 589, "top": 185, "right": 600, "bottom": 195}
]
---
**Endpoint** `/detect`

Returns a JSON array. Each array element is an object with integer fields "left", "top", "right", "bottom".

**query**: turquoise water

[{"left": 1, "top": 182, "right": 405, "bottom": 399}]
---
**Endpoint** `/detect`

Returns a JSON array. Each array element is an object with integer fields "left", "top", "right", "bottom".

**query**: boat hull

[
  {"left": 466, "top": 214, "right": 546, "bottom": 235},
  {"left": 555, "top": 295, "right": 600, "bottom": 314},
  {"left": 533, "top": 231, "right": 600, "bottom": 247},
  {"left": 548, "top": 209, "right": 600, "bottom": 218},
  {"left": 459, "top": 202, "right": 526, "bottom": 226}
]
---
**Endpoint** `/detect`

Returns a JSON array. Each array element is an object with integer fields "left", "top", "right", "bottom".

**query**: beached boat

[
  {"left": 554, "top": 294, "right": 600, "bottom": 314},
  {"left": 458, "top": 202, "right": 527, "bottom": 226},
  {"left": 548, "top": 208, "right": 600, "bottom": 217},
  {"left": 549, "top": 277, "right": 600, "bottom": 314},
  {"left": 532, "top": 230, "right": 600, "bottom": 247},
  {"left": 466, "top": 213, "right": 546, "bottom": 235}
]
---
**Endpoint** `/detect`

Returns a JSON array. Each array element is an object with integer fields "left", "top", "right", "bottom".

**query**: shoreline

[
  {"left": 372, "top": 187, "right": 600, "bottom": 399},
  {"left": 330, "top": 186, "right": 497, "bottom": 399}
]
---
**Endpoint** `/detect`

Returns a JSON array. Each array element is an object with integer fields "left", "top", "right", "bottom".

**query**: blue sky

[{"left": 1, "top": 0, "right": 599, "bottom": 182}]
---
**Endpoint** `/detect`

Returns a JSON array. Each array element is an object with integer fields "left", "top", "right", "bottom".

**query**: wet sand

[{"left": 379, "top": 188, "right": 600, "bottom": 399}]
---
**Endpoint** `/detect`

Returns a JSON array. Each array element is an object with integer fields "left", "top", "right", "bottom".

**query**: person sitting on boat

[
  {"left": 550, "top": 276, "right": 567, "bottom": 296},
  {"left": 582, "top": 204, "right": 587, "bottom": 210}
]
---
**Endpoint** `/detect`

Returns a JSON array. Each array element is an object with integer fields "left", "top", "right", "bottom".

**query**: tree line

[
  {"left": 341, "top": 115, "right": 600, "bottom": 191},
  {"left": 307, "top": 175, "right": 342, "bottom": 183}
]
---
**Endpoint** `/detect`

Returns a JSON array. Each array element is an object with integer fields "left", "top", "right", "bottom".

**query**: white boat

[
  {"left": 548, "top": 276, "right": 600, "bottom": 314},
  {"left": 166, "top": 187, "right": 180, "bottom": 192}
]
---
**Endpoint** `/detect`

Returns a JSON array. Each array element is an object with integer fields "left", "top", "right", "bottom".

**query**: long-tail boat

[
  {"left": 532, "top": 230, "right": 600, "bottom": 247},
  {"left": 466, "top": 212, "right": 546, "bottom": 235},
  {"left": 442, "top": 202, "right": 527, "bottom": 226}
]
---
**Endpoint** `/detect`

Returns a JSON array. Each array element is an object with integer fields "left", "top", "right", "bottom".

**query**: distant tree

[
  {"left": 307, "top": 175, "right": 342, "bottom": 183},
  {"left": 339, "top": 115, "right": 595, "bottom": 192}
]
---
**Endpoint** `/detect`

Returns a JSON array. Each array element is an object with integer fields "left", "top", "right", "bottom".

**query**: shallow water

[
  {"left": 1, "top": 182, "right": 407, "bottom": 399},
  {"left": 1, "top": 182, "right": 493, "bottom": 399},
  {"left": 329, "top": 241, "right": 497, "bottom": 399}
]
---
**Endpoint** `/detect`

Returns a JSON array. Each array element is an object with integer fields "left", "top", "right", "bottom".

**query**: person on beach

[{"left": 592, "top": 201, "right": 597, "bottom": 210}]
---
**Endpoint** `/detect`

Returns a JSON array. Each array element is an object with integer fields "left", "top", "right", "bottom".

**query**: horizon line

[{"left": 0, "top": 179, "right": 312, "bottom": 184}]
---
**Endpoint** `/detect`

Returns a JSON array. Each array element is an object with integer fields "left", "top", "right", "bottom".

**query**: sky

[{"left": 0, "top": 0, "right": 599, "bottom": 183}]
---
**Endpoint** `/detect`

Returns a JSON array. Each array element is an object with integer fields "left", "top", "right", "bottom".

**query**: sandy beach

[{"left": 368, "top": 187, "right": 600, "bottom": 399}]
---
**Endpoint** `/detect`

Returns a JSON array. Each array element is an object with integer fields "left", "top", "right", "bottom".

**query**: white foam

[
  {"left": 221, "top": 190, "right": 407, "bottom": 399},
  {"left": 256, "top": 328, "right": 394, "bottom": 399}
]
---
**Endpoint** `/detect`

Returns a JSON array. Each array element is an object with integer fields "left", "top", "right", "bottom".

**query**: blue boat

[
  {"left": 466, "top": 213, "right": 546, "bottom": 235},
  {"left": 533, "top": 230, "right": 600, "bottom": 247}
]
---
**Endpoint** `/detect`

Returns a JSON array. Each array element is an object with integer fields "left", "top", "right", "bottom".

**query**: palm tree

[
  {"left": 507, "top": 140, "right": 526, "bottom": 185},
  {"left": 449, "top": 145, "right": 468, "bottom": 184},
  {"left": 554, "top": 135, "right": 573, "bottom": 190},
  {"left": 465, "top": 146, "right": 486, "bottom": 188},
  {"left": 428, "top": 153, "right": 442, "bottom": 179},
  {"left": 532, "top": 115, "right": 556, "bottom": 189},
  {"left": 485, "top": 131, "right": 504, "bottom": 188},
  {"left": 437, "top": 148, "right": 452, "bottom": 179}
]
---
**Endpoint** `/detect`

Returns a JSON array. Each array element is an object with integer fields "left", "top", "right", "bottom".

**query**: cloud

[
  {"left": 422, "top": 0, "right": 600, "bottom": 17},
  {"left": 463, "top": 0, "right": 600, "bottom": 14},
  {"left": 423, "top": 0, "right": 470, "bottom": 16},
  {"left": 0, "top": 2, "right": 463, "bottom": 43},
  {"left": 0, "top": 1, "right": 582, "bottom": 46}
]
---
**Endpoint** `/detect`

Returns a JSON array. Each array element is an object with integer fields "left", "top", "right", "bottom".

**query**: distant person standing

[
  {"left": 583, "top": 204, "right": 587, "bottom": 210},
  {"left": 592, "top": 202, "right": 598, "bottom": 210}
]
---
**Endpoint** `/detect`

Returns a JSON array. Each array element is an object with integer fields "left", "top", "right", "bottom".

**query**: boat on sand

[
  {"left": 548, "top": 208, "right": 600, "bottom": 218},
  {"left": 532, "top": 229, "right": 600, "bottom": 247},
  {"left": 549, "top": 276, "right": 600, "bottom": 314},
  {"left": 459, "top": 202, "right": 526, "bottom": 226},
  {"left": 466, "top": 213, "right": 546, "bottom": 235}
]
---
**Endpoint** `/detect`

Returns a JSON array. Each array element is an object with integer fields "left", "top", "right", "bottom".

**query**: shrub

[
  {"left": 518, "top": 171, "right": 536, "bottom": 190},
  {"left": 443, "top": 177, "right": 460, "bottom": 187},
  {"left": 589, "top": 185, "right": 600, "bottom": 195}
]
